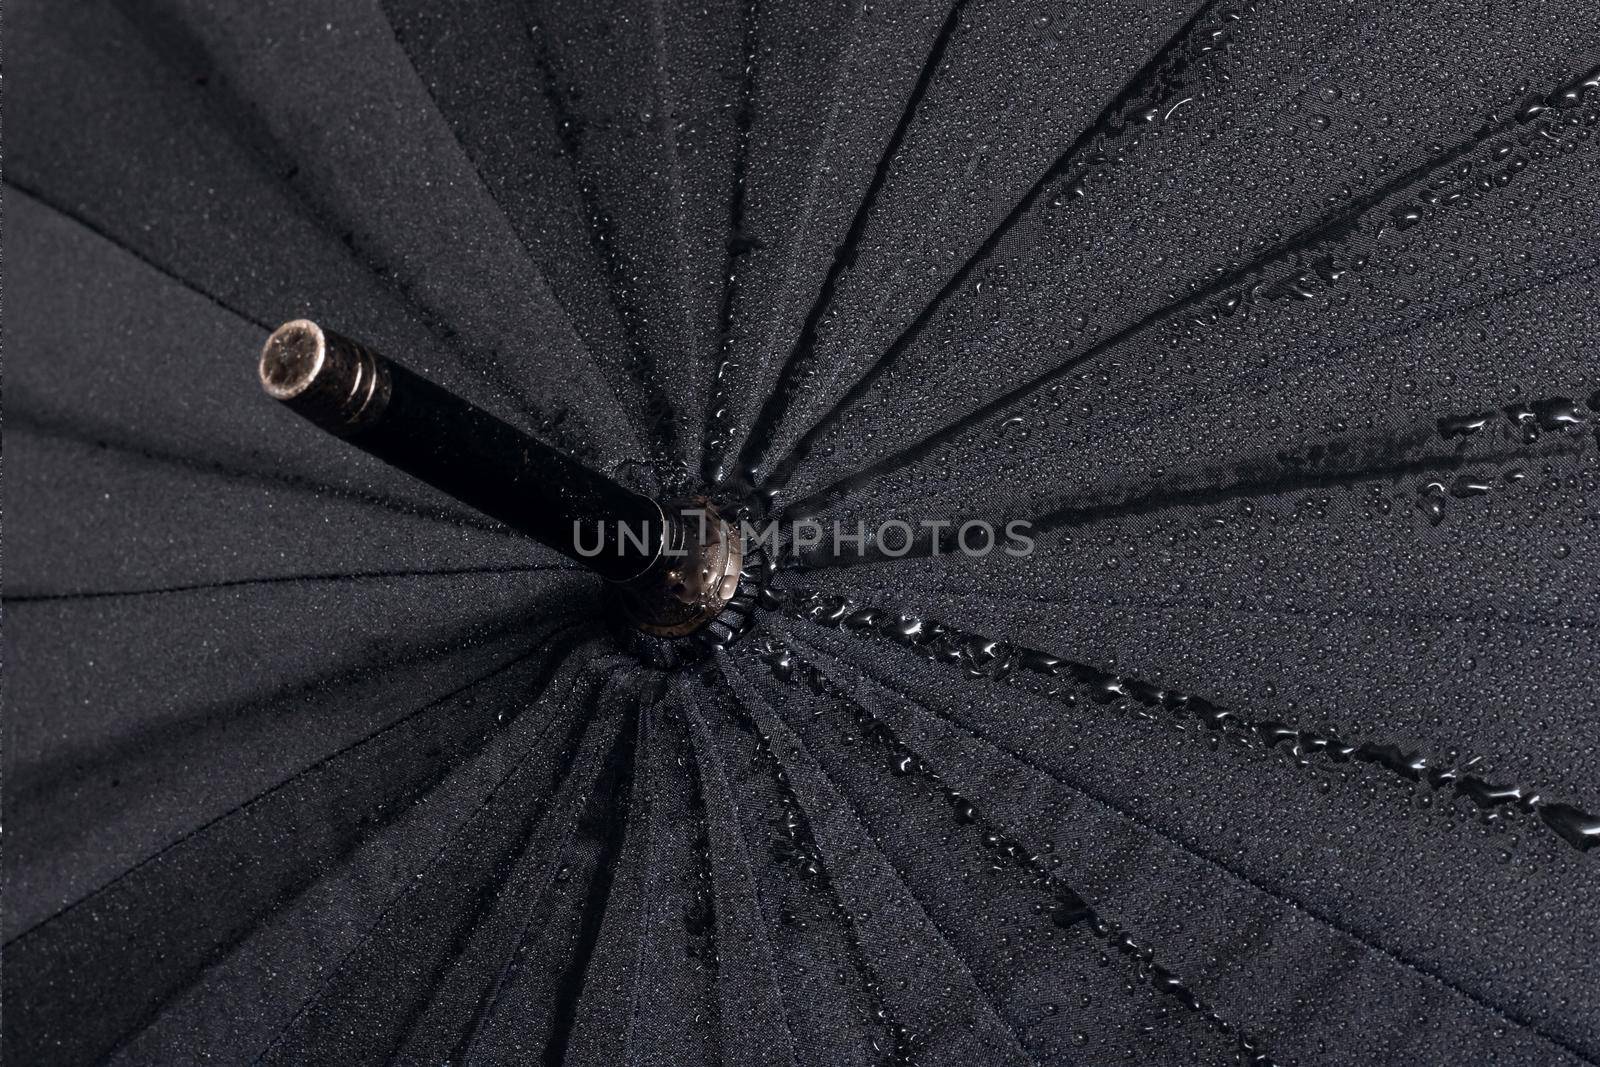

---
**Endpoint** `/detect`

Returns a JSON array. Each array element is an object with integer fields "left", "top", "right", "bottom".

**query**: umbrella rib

[
  {"left": 645, "top": 0, "right": 709, "bottom": 470},
  {"left": 781, "top": 588, "right": 1600, "bottom": 854},
  {"left": 513, "top": 1, "right": 686, "bottom": 460},
  {"left": 699, "top": 0, "right": 764, "bottom": 486},
  {"left": 782, "top": 430, "right": 1591, "bottom": 572},
  {"left": 384, "top": 665, "right": 647, "bottom": 1064},
  {"left": 5, "top": 179, "right": 273, "bottom": 331},
  {"left": 772, "top": 67, "right": 1587, "bottom": 521},
  {"left": 245, "top": 643, "right": 622, "bottom": 1066},
  {"left": 737, "top": 633, "right": 1046, "bottom": 1067},
  {"left": 618, "top": 694, "right": 665, "bottom": 1063},
  {"left": 537, "top": 692, "right": 647, "bottom": 1067},
  {"left": 774, "top": 255, "right": 1600, "bottom": 562},
  {"left": 721, "top": 0, "right": 972, "bottom": 486},
  {"left": 754, "top": 0, "right": 1233, "bottom": 496},
  {"left": 4, "top": 563, "right": 575, "bottom": 603},
  {"left": 653, "top": 681, "right": 727, "bottom": 1042},
  {"left": 798, "top": 621, "right": 1600, "bottom": 1067},
  {"left": 843, "top": 579, "right": 1600, "bottom": 639},
  {"left": 1022, "top": 436, "right": 1588, "bottom": 536},
  {"left": 449, "top": 666, "right": 649, "bottom": 1064},
  {"left": 5, "top": 615, "right": 592, "bottom": 949},
  {"left": 716, "top": 0, "right": 872, "bottom": 490},
  {"left": 685, "top": 689, "right": 806, "bottom": 1067},
  {"left": 6, "top": 602, "right": 578, "bottom": 867},
  {"left": 372, "top": 3, "right": 653, "bottom": 462},
  {"left": 6, "top": 401, "right": 516, "bottom": 537},
  {"left": 709, "top": 656, "right": 918, "bottom": 1067},
  {"left": 109, "top": 2, "right": 585, "bottom": 455},
  {"left": 756, "top": 628, "right": 1273, "bottom": 1064}
]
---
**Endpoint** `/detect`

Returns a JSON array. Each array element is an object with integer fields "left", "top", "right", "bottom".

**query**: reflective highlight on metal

[
  {"left": 614, "top": 499, "right": 745, "bottom": 637},
  {"left": 260, "top": 320, "right": 392, "bottom": 435}
]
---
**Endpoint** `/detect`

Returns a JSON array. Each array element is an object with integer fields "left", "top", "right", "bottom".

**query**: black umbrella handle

[{"left": 259, "top": 319, "right": 667, "bottom": 582}]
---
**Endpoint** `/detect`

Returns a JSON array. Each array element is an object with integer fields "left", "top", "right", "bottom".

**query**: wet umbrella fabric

[{"left": 4, "top": 0, "right": 1600, "bottom": 1065}]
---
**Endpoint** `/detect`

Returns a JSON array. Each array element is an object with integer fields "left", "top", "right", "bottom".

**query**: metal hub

[{"left": 614, "top": 499, "right": 743, "bottom": 637}]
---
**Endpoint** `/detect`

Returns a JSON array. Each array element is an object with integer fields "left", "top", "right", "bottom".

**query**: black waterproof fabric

[{"left": 4, "top": 0, "right": 1599, "bottom": 1064}]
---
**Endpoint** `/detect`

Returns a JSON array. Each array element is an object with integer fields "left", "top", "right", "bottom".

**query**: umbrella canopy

[{"left": 4, "top": 0, "right": 1599, "bottom": 1065}]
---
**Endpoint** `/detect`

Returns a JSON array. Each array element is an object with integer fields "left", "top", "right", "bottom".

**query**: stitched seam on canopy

[
  {"left": 731, "top": 0, "right": 970, "bottom": 478},
  {"left": 775, "top": 65, "right": 1596, "bottom": 519},
  {"left": 781, "top": 589, "right": 1600, "bottom": 851},
  {"left": 758, "top": 628, "right": 1265, "bottom": 1061},
  {"left": 772, "top": 254, "right": 1600, "bottom": 543},
  {"left": 738, "top": 639, "right": 1046, "bottom": 1067},
  {"left": 6, "top": 563, "right": 577, "bottom": 603},
  {"left": 687, "top": 691, "right": 804, "bottom": 1067},
  {"left": 454, "top": 665, "right": 645, "bottom": 1063},
  {"left": 257, "top": 660, "right": 638, "bottom": 1065},
  {"left": 4, "top": 618, "right": 593, "bottom": 947},
  {"left": 761, "top": 0, "right": 1234, "bottom": 494},
  {"left": 5, "top": 181, "right": 273, "bottom": 330},
  {"left": 790, "top": 620, "right": 1600, "bottom": 1066},
  {"left": 621, "top": 699, "right": 660, "bottom": 1062},
  {"left": 371, "top": 3, "right": 653, "bottom": 459},
  {"left": 713, "top": 661, "right": 916, "bottom": 1065}
]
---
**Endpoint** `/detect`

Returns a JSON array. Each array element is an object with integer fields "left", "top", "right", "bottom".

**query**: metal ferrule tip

[{"left": 260, "top": 319, "right": 391, "bottom": 436}]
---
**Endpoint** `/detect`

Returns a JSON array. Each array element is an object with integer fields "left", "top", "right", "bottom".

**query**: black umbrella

[{"left": 4, "top": 0, "right": 1599, "bottom": 1064}]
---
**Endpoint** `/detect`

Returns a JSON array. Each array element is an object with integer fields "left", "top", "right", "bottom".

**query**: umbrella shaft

[{"left": 260, "top": 320, "right": 663, "bottom": 581}]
